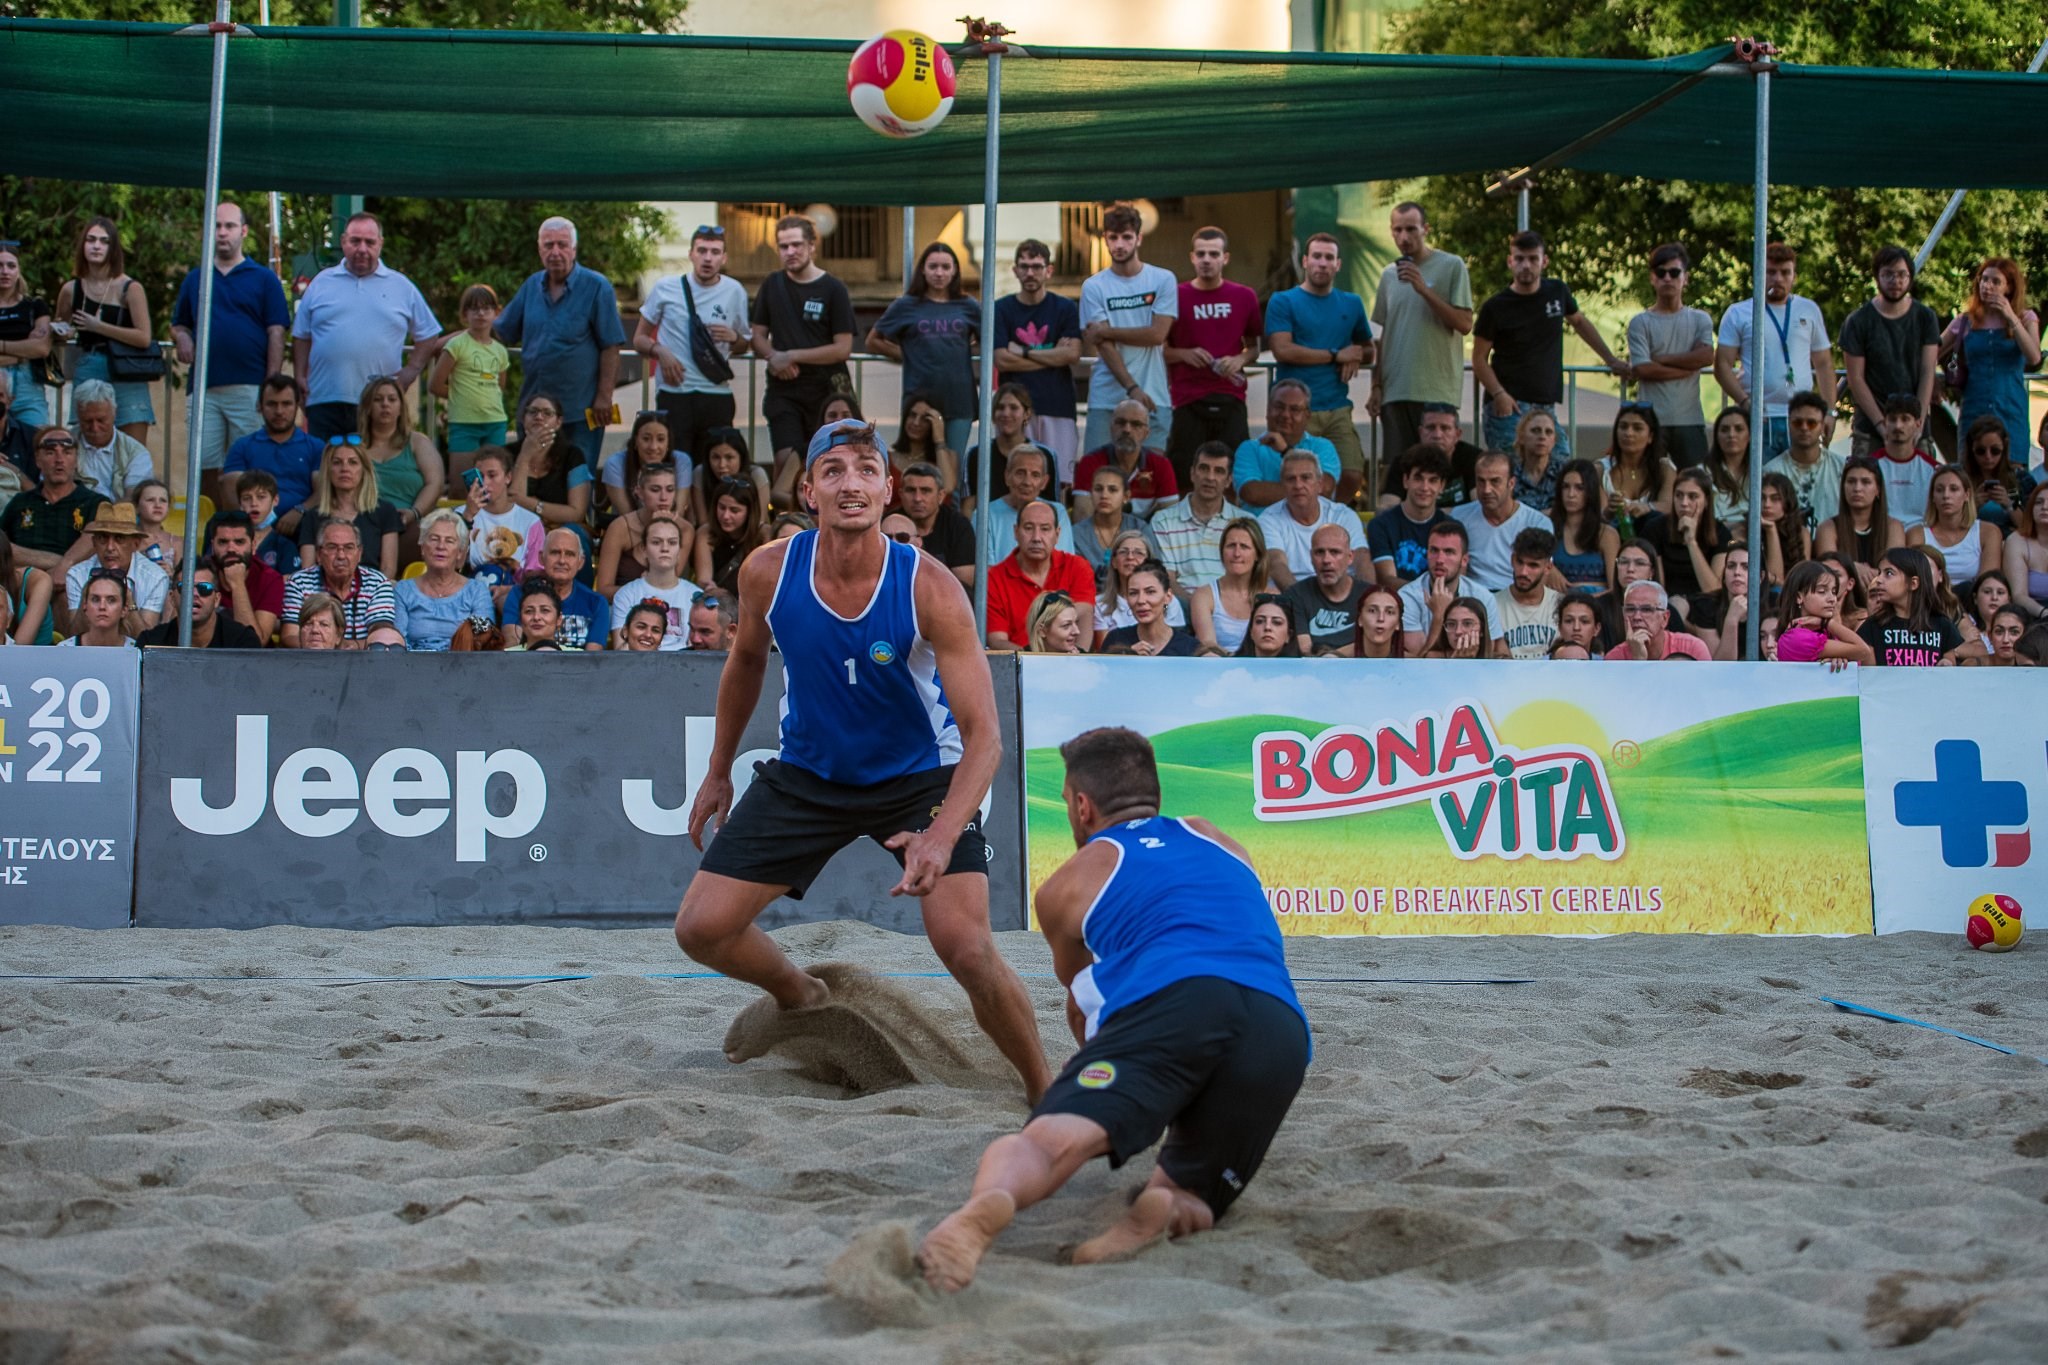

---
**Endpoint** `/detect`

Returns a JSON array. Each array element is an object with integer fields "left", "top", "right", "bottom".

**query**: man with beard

[
  {"left": 1074, "top": 399, "right": 1179, "bottom": 519},
  {"left": 1841, "top": 247, "right": 1940, "bottom": 458}
]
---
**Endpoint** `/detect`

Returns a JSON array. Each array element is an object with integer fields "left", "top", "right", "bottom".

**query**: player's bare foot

[
  {"left": 1072, "top": 1186, "right": 1178, "bottom": 1265},
  {"left": 917, "top": 1189, "right": 1016, "bottom": 1292},
  {"left": 723, "top": 972, "right": 831, "bottom": 1062}
]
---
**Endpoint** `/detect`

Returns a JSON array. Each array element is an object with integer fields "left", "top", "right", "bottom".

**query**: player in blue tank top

[
  {"left": 677, "top": 418, "right": 1049, "bottom": 1102},
  {"left": 919, "top": 727, "right": 1310, "bottom": 1293}
]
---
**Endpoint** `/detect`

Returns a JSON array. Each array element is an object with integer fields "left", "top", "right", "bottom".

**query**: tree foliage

[{"left": 1390, "top": 0, "right": 2048, "bottom": 326}]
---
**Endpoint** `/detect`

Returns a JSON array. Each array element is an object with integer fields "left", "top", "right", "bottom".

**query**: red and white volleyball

[{"left": 848, "top": 30, "right": 956, "bottom": 138}]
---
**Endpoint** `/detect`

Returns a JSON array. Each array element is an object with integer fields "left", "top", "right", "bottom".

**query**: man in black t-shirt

[
  {"left": 1282, "top": 524, "right": 1371, "bottom": 656},
  {"left": 897, "top": 461, "right": 977, "bottom": 588},
  {"left": 749, "top": 213, "right": 855, "bottom": 508},
  {"left": 138, "top": 559, "right": 262, "bottom": 649},
  {"left": 1366, "top": 445, "right": 1452, "bottom": 588},
  {"left": 1470, "top": 231, "right": 1627, "bottom": 457},
  {"left": 1841, "top": 246, "right": 1941, "bottom": 457},
  {"left": 991, "top": 239, "right": 1084, "bottom": 484},
  {"left": 1, "top": 427, "right": 108, "bottom": 572}
]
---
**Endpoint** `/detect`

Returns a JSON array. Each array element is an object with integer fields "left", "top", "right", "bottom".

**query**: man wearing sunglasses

[
  {"left": 137, "top": 558, "right": 262, "bottom": 649},
  {"left": 636, "top": 225, "right": 748, "bottom": 463},
  {"left": 1624, "top": 243, "right": 1716, "bottom": 467},
  {"left": 2, "top": 428, "right": 109, "bottom": 573}
]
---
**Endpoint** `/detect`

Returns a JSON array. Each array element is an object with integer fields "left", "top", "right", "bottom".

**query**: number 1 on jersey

[{"left": 844, "top": 657, "right": 858, "bottom": 685}]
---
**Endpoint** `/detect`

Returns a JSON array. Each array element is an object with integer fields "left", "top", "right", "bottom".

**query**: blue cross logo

[{"left": 1893, "top": 740, "right": 2027, "bottom": 868}]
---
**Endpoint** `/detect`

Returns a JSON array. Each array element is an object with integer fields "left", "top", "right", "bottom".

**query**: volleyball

[
  {"left": 848, "top": 30, "right": 956, "bottom": 139},
  {"left": 1964, "top": 893, "right": 2023, "bottom": 952}
]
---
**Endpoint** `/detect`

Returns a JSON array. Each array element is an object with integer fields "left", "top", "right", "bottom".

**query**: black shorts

[
  {"left": 762, "top": 373, "right": 853, "bottom": 459},
  {"left": 655, "top": 389, "right": 737, "bottom": 463},
  {"left": 1033, "top": 976, "right": 1309, "bottom": 1218},
  {"left": 1164, "top": 396, "right": 1250, "bottom": 488},
  {"left": 696, "top": 758, "right": 987, "bottom": 899}
]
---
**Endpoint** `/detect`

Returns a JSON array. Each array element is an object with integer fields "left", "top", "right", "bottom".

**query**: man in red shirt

[
  {"left": 986, "top": 499, "right": 1096, "bottom": 649},
  {"left": 1163, "top": 227, "right": 1262, "bottom": 488},
  {"left": 206, "top": 509, "right": 284, "bottom": 642},
  {"left": 1603, "top": 581, "right": 1711, "bottom": 661},
  {"left": 1074, "top": 400, "right": 1179, "bottom": 519}
]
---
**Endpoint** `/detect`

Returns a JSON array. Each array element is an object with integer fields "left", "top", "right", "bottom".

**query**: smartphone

[{"left": 462, "top": 468, "right": 482, "bottom": 488}]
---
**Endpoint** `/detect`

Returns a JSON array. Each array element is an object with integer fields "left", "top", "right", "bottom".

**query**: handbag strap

[{"left": 680, "top": 273, "right": 701, "bottom": 325}]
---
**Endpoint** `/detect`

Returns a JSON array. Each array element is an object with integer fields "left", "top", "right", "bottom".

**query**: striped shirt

[
  {"left": 283, "top": 565, "right": 397, "bottom": 640},
  {"left": 1148, "top": 497, "right": 1245, "bottom": 589}
]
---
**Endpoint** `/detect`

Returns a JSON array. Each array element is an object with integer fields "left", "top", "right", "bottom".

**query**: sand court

[{"left": 2, "top": 921, "right": 2045, "bottom": 1362}]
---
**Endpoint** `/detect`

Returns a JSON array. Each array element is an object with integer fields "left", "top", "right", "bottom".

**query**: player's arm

[
  {"left": 1034, "top": 841, "right": 1115, "bottom": 1046},
  {"left": 686, "top": 543, "right": 786, "bottom": 849}
]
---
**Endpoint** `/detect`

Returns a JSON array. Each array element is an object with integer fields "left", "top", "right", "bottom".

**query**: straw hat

[{"left": 81, "top": 502, "right": 146, "bottom": 537}]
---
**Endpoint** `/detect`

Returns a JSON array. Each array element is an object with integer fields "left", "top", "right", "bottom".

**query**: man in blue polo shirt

[
  {"left": 222, "top": 375, "right": 326, "bottom": 542},
  {"left": 495, "top": 216, "right": 627, "bottom": 474},
  {"left": 172, "top": 201, "right": 289, "bottom": 506},
  {"left": 290, "top": 211, "right": 443, "bottom": 441},
  {"left": 1230, "top": 379, "right": 1339, "bottom": 508}
]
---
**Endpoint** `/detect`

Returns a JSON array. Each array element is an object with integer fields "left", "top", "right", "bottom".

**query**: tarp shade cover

[{"left": 3, "top": 21, "right": 2046, "bottom": 202}]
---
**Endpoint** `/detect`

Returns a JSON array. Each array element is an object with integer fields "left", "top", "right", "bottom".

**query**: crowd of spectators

[{"left": 1, "top": 200, "right": 2044, "bottom": 670}]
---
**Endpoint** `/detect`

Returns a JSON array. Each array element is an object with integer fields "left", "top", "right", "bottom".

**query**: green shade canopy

[{"left": 3, "top": 21, "right": 2046, "bottom": 201}]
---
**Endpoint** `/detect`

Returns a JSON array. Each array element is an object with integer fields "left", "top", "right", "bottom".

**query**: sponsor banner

[
  {"left": 134, "top": 651, "right": 1025, "bottom": 930},
  {"left": 0, "top": 648, "right": 140, "bottom": 928},
  {"left": 1859, "top": 669, "right": 2048, "bottom": 935},
  {"left": 1022, "top": 657, "right": 1871, "bottom": 936}
]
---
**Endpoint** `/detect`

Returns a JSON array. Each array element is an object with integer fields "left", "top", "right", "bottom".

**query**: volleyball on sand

[
  {"left": 1964, "top": 893, "right": 2023, "bottom": 952},
  {"left": 848, "top": 30, "right": 956, "bottom": 138}
]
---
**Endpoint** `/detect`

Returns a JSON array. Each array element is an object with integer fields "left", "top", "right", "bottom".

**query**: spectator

[
  {"left": 1099, "top": 560, "right": 1197, "bottom": 656},
  {"left": 1189, "top": 516, "right": 1272, "bottom": 653},
  {"left": 1858, "top": 547, "right": 1973, "bottom": 665},
  {"left": 1626, "top": 243, "right": 1717, "bottom": 465},
  {"left": 1093, "top": 529, "right": 1186, "bottom": 642},
  {"left": 506, "top": 577, "right": 565, "bottom": 651},
  {"left": 70, "top": 380, "right": 153, "bottom": 498},
  {"left": 1398, "top": 520, "right": 1505, "bottom": 655},
  {"left": 1369, "top": 202, "right": 1474, "bottom": 463},
  {"left": 1841, "top": 246, "right": 1940, "bottom": 457},
  {"left": 1074, "top": 400, "right": 1179, "bottom": 520},
  {"left": 1641, "top": 467, "right": 1728, "bottom": 601},
  {"left": 1817, "top": 552, "right": 1872, "bottom": 632},
  {"left": 1164, "top": 227, "right": 1263, "bottom": 488},
  {"left": 1908, "top": 468, "right": 2000, "bottom": 598},
  {"left": 617, "top": 599, "right": 669, "bottom": 653},
  {"left": 1603, "top": 538, "right": 1684, "bottom": 642},
  {"left": 1715, "top": 242, "right": 1834, "bottom": 460},
  {"left": 130, "top": 478, "right": 181, "bottom": 575},
  {"left": 601, "top": 412, "right": 689, "bottom": 522},
  {"left": 1451, "top": 451, "right": 1552, "bottom": 592},
  {"left": 1259, "top": 449, "right": 1367, "bottom": 586},
  {"left": 869, "top": 243, "right": 980, "bottom": 456},
  {"left": 2, "top": 427, "right": 107, "bottom": 574},
  {"left": 818, "top": 393, "right": 862, "bottom": 428},
  {"left": 688, "top": 427, "right": 771, "bottom": 532},
  {"left": 1691, "top": 545, "right": 1755, "bottom": 661},
  {"left": 1375, "top": 402, "right": 1485, "bottom": 510},
  {"left": 1757, "top": 470, "right": 1811, "bottom": 587},
  {"left": 390, "top": 508, "right": 494, "bottom": 652},
  {"left": 634, "top": 224, "right": 749, "bottom": 463},
  {"left": 1941, "top": 257, "right": 2042, "bottom": 470},
  {"left": 1367, "top": 445, "right": 1452, "bottom": 589},
  {"left": 138, "top": 558, "right": 261, "bottom": 649},
  {"left": 1, "top": 528, "right": 53, "bottom": 645},
  {"left": 1816, "top": 456, "right": 1905, "bottom": 584},
  {"left": 1548, "top": 639, "right": 1593, "bottom": 661},
  {"left": 0, "top": 372, "right": 34, "bottom": 495},
  {"left": 881, "top": 512, "right": 918, "bottom": 546},
  {"left": 221, "top": 374, "right": 323, "bottom": 538},
  {"left": 890, "top": 391, "right": 961, "bottom": 502},
  {"left": 1549, "top": 457, "right": 1617, "bottom": 593},
  {"left": 494, "top": 216, "right": 625, "bottom": 472},
  {"left": 1282, "top": 524, "right": 1371, "bottom": 656},
  {"left": 282, "top": 520, "right": 396, "bottom": 647},
  {"left": 985, "top": 499, "right": 1096, "bottom": 650},
  {"left": 1960, "top": 415, "right": 2020, "bottom": 531},
  {"left": 597, "top": 460, "right": 688, "bottom": 598},
  {"left": 300, "top": 438, "right": 400, "bottom": 579},
  {"left": 1703, "top": 406, "right": 1752, "bottom": 529},
  {"left": 978, "top": 444, "right": 1075, "bottom": 565},
  {"left": 1494, "top": 527, "right": 1563, "bottom": 658},
  {"left": 2003, "top": 482, "right": 2048, "bottom": 618},
  {"left": 63, "top": 502, "right": 166, "bottom": 637},
  {"left": 1352, "top": 584, "right": 1404, "bottom": 659},
  {"left": 503, "top": 528, "right": 607, "bottom": 650},
  {"left": 0, "top": 242, "right": 54, "bottom": 432},
  {"left": 1964, "top": 569, "right": 2011, "bottom": 636},
  {"left": 1601, "top": 402, "right": 1675, "bottom": 524},
  {"left": 1508, "top": 409, "right": 1563, "bottom": 511},
  {"left": 432, "top": 283, "right": 511, "bottom": 470},
  {"left": 57, "top": 569, "right": 135, "bottom": 648},
  {"left": 1472, "top": 230, "right": 1625, "bottom": 458},
  {"left": 1025, "top": 589, "right": 1086, "bottom": 654},
  {"left": 896, "top": 460, "right": 976, "bottom": 589},
  {"left": 751, "top": 213, "right": 855, "bottom": 508},
  {"left": 355, "top": 374, "right": 445, "bottom": 554},
  {"left": 1232, "top": 379, "right": 1338, "bottom": 507},
  {"left": 1869, "top": 394, "right": 1937, "bottom": 531},
  {"left": 168, "top": 201, "right": 288, "bottom": 507},
  {"left": 1150, "top": 440, "right": 1244, "bottom": 591},
  {"left": 290, "top": 211, "right": 443, "bottom": 441},
  {"left": 609, "top": 513, "right": 693, "bottom": 650},
  {"left": 991, "top": 238, "right": 1083, "bottom": 484},
  {"left": 505, "top": 393, "right": 593, "bottom": 533},
  {"left": 772, "top": 509, "right": 812, "bottom": 541},
  {"left": 460, "top": 445, "right": 545, "bottom": 594},
  {"left": 1080, "top": 202, "right": 1178, "bottom": 452},
  {"left": 1421, "top": 596, "right": 1494, "bottom": 659},
  {"left": 966, "top": 383, "right": 1056, "bottom": 514},
  {"left": 1555, "top": 593, "right": 1605, "bottom": 655},
  {"left": 695, "top": 475, "right": 768, "bottom": 596},
  {"left": 54, "top": 216, "right": 155, "bottom": 442},
  {"left": 687, "top": 591, "right": 739, "bottom": 651},
  {"left": 1605, "top": 581, "right": 1711, "bottom": 661},
  {"left": 285, "top": 595, "right": 349, "bottom": 650},
  {"left": 205, "top": 509, "right": 283, "bottom": 642},
  {"left": 1264, "top": 232, "right": 1372, "bottom": 504},
  {"left": 1235, "top": 592, "right": 1302, "bottom": 658},
  {"left": 1962, "top": 605, "right": 2035, "bottom": 667}
]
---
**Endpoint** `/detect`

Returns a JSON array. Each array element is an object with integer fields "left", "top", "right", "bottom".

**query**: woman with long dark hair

[
  {"left": 54, "top": 215, "right": 155, "bottom": 442},
  {"left": 1857, "top": 547, "right": 1974, "bottom": 665},
  {"left": 867, "top": 242, "right": 981, "bottom": 455},
  {"left": 693, "top": 474, "right": 767, "bottom": 596},
  {"left": 1234, "top": 592, "right": 1303, "bottom": 658},
  {"left": 1958, "top": 415, "right": 2020, "bottom": 530},
  {"left": 506, "top": 393, "right": 593, "bottom": 532},
  {"left": 1815, "top": 456, "right": 1904, "bottom": 586},
  {"left": 889, "top": 389, "right": 960, "bottom": 502},
  {"left": 1548, "top": 458, "right": 1617, "bottom": 593},
  {"left": 1600, "top": 402, "right": 1676, "bottom": 521},
  {"left": 688, "top": 427, "right": 771, "bottom": 531},
  {"left": 1703, "top": 406, "right": 1752, "bottom": 528},
  {"left": 1756, "top": 470, "right": 1810, "bottom": 587}
]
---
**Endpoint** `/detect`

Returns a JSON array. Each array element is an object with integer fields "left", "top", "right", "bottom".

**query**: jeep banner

[
  {"left": 134, "top": 651, "right": 1026, "bottom": 930},
  {"left": 1020, "top": 657, "right": 1872, "bottom": 936},
  {"left": 0, "top": 647, "right": 140, "bottom": 928}
]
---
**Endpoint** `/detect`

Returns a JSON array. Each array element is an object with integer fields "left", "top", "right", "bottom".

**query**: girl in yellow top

[{"left": 434, "top": 283, "right": 511, "bottom": 478}]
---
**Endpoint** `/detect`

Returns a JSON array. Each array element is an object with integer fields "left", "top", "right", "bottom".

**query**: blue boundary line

[{"left": 1822, "top": 996, "right": 2047, "bottom": 1065}]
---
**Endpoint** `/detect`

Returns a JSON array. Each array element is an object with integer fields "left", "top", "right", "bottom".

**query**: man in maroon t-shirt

[
  {"left": 1162, "top": 227, "right": 1262, "bottom": 488},
  {"left": 207, "top": 511, "right": 283, "bottom": 642},
  {"left": 986, "top": 498, "right": 1096, "bottom": 649},
  {"left": 1074, "top": 399, "right": 1181, "bottom": 519}
]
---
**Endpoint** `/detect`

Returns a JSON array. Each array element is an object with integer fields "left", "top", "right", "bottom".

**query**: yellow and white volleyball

[
  {"left": 847, "top": 30, "right": 956, "bottom": 139},
  {"left": 1964, "top": 893, "right": 2023, "bottom": 952}
]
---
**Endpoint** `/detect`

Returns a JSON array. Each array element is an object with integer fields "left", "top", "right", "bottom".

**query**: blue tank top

[
  {"left": 1554, "top": 543, "right": 1606, "bottom": 592},
  {"left": 1073, "top": 816, "right": 1307, "bottom": 1049},
  {"left": 766, "top": 530, "right": 961, "bottom": 786}
]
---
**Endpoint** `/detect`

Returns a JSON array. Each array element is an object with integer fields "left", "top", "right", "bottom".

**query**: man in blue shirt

[
  {"left": 1265, "top": 233, "right": 1373, "bottom": 505},
  {"left": 221, "top": 375, "right": 326, "bottom": 542},
  {"left": 1230, "top": 379, "right": 1339, "bottom": 508},
  {"left": 171, "top": 201, "right": 290, "bottom": 506},
  {"left": 501, "top": 527, "right": 610, "bottom": 650},
  {"left": 495, "top": 216, "right": 626, "bottom": 473}
]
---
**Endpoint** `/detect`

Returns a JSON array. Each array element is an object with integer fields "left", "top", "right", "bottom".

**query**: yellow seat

[
  {"left": 402, "top": 561, "right": 428, "bottom": 580},
  {"left": 162, "top": 495, "right": 216, "bottom": 540}
]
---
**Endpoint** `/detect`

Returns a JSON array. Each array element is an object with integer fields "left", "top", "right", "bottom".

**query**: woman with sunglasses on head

[
  {"left": 1908, "top": 464, "right": 2001, "bottom": 591},
  {"left": 1549, "top": 457, "right": 1617, "bottom": 593},
  {"left": 1024, "top": 589, "right": 1086, "bottom": 654},
  {"left": 57, "top": 568, "right": 135, "bottom": 648},
  {"left": 1939, "top": 257, "right": 2042, "bottom": 471},
  {"left": 869, "top": 244, "right": 981, "bottom": 460},
  {"left": 1958, "top": 415, "right": 2020, "bottom": 530},
  {"left": 1815, "top": 455, "right": 1904, "bottom": 589},
  {"left": 2003, "top": 481, "right": 2048, "bottom": 619},
  {"left": 889, "top": 390, "right": 961, "bottom": 505},
  {"left": 298, "top": 438, "right": 400, "bottom": 579},
  {"left": 355, "top": 374, "right": 446, "bottom": 559},
  {"left": 0, "top": 528, "right": 53, "bottom": 645},
  {"left": 695, "top": 473, "right": 767, "bottom": 596},
  {"left": 1234, "top": 592, "right": 1303, "bottom": 658},
  {"left": 54, "top": 216, "right": 155, "bottom": 443},
  {"left": 1756, "top": 470, "right": 1810, "bottom": 587},
  {"left": 505, "top": 393, "right": 592, "bottom": 532},
  {"left": 596, "top": 460, "right": 689, "bottom": 599},
  {"left": 602, "top": 411, "right": 692, "bottom": 521},
  {"left": 688, "top": 426, "right": 771, "bottom": 532},
  {"left": 1601, "top": 402, "right": 1676, "bottom": 523},
  {"left": 1094, "top": 528, "right": 1185, "bottom": 646},
  {"left": 0, "top": 241, "right": 54, "bottom": 432},
  {"left": 1189, "top": 516, "right": 1273, "bottom": 654},
  {"left": 1704, "top": 406, "right": 1752, "bottom": 528}
]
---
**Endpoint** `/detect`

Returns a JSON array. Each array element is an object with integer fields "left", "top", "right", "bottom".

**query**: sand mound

[
  {"left": 721, "top": 962, "right": 992, "bottom": 1095},
  {"left": 825, "top": 1223, "right": 934, "bottom": 1327}
]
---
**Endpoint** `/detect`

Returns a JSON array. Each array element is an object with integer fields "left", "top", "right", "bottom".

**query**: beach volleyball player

[
  {"left": 678, "top": 417, "right": 1051, "bottom": 1101},
  {"left": 918, "top": 727, "right": 1310, "bottom": 1291}
]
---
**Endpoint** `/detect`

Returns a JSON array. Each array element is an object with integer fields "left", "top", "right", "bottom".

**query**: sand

[{"left": 2, "top": 921, "right": 2045, "bottom": 1363}]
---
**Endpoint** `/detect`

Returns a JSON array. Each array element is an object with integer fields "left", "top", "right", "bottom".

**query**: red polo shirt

[{"left": 986, "top": 549, "right": 1096, "bottom": 645}]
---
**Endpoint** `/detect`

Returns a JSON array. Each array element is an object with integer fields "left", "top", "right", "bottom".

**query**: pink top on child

[{"left": 1776, "top": 624, "right": 1828, "bottom": 662}]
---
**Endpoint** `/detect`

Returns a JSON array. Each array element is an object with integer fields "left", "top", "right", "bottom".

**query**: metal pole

[
  {"left": 1914, "top": 35, "right": 2048, "bottom": 272},
  {"left": 971, "top": 45, "right": 1002, "bottom": 638},
  {"left": 260, "top": 0, "right": 283, "bottom": 282},
  {"left": 1742, "top": 57, "right": 1771, "bottom": 663},
  {"left": 902, "top": 205, "right": 916, "bottom": 291},
  {"left": 181, "top": 0, "right": 234, "bottom": 647},
  {"left": 329, "top": 0, "right": 362, "bottom": 253},
  {"left": 1516, "top": 187, "right": 1529, "bottom": 233}
]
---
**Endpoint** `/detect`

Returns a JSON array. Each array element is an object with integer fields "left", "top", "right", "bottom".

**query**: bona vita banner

[{"left": 1020, "top": 657, "right": 1872, "bottom": 936}]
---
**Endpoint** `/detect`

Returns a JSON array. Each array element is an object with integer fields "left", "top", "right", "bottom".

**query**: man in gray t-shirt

[
  {"left": 1625, "top": 243, "right": 1717, "bottom": 466},
  {"left": 1369, "top": 201, "right": 1474, "bottom": 467}
]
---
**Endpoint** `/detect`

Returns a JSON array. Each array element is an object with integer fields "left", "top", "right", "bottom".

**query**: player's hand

[
  {"left": 688, "top": 773, "right": 734, "bottom": 851},
  {"left": 883, "top": 824, "right": 954, "bottom": 899}
]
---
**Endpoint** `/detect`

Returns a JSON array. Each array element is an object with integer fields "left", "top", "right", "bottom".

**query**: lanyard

[{"left": 1764, "top": 300, "right": 1795, "bottom": 385}]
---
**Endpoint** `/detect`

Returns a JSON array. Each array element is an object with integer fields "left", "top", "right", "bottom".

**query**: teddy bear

[{"left": 472, "top": 524, "right": 527, "bottom": 593}]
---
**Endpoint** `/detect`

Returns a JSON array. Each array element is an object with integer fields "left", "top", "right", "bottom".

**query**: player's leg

[
  {"left": 1071, "top": 1165, "right": 1214, "bottom": 1265},
  {"left": 921, "top": 872, "right": 1052, "bottom": 1103},
  {"left": 674, "top": 872, "right": 827, "bottom": 1015},
  {"left": 920, "top": 1112, "right": 1111, "bottom": 1292}
]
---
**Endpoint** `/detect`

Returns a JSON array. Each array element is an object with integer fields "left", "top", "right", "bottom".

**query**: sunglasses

[
  {"left": 1651, "top": 267, "right": 1685, "bottom": 280},
  {"left": 1038, "top": 591, "right": 1073, "bottom": 607},
  {"left": 185, "top": 581, "right": 220, "bottom": 597},
  {"left": 326, "top": 433, "right": 363, "bottom": 448},
  {"left": 717, "top": 476, "right": 754, "bottom": 495},
  {"left": 38, "top": 435, "right": 77, "bottom": 451},
  {"left": 1618, "top": 402, "right": 1656, "bottom": 414},
  {"left": 693, "top": 225, "right": 725, "bottom": 238},
  {"left": 888, "top": 530, "right": 914, "bottom": 543},
  {"left": 0, "top": 239, "right": 19, "bottom": 251}
]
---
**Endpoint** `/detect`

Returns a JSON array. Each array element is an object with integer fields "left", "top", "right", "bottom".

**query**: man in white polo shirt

[
  {"left": 1450, "top": 451, "right": 1551, "bottom": 592},
  {"left": 290, "top": 211, "right": 444, "bottom": 440},
  {"left": 1257, "top": 448, "right": 1366, "bottom": 587}
]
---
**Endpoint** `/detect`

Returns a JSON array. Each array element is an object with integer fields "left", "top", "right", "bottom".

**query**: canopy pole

[
  {"left": 1516, "top": 186, "right": 1529, "bottom": 232},
  {"left": 902, "top": 205, "right": 916, "bottom": 290},
  {"left": 330, "top": 0, "right": 362, "bottom": 253},
  {"left": 1741, "top": 39, "right": 1775, "bottom": 663},
  {"left": 177, "top": 0, "right": 238, "bottom": 646},
  {"left": 1914, "top": 34, "right": 2048, "bottom": 271},
  {"left": 260, "top": 0, "right": 283, "bottom": 282},
  {"left": 1483, "top": 58, "right": 1729, "bottom": 199},
  {"left": 965, "top": 18, "right": 1011, "bottom": 641}
]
